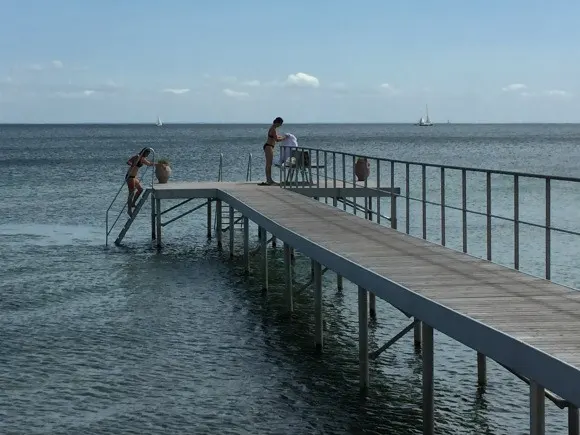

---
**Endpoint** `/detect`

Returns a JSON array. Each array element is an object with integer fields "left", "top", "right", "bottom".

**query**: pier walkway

[{"left": 144, "top": 181, "right": 580, "bottom": 435}]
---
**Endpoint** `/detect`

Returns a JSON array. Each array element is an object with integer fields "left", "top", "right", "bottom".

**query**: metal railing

[
  {"left": 279, "top": 145, "right": 580, "bottom": 417},
  {"left": 105, "top": 147, "right": 156, "bottom": 246},
  {"left": 280, "top": 145, "right": 580, "bottom": 288}
]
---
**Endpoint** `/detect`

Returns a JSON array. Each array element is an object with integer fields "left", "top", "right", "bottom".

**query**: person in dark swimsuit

[
  {"left": 126, "top": 148, "right": 156, "bottom": 216},
  {"left": 262, "top": 117, "right": 285, "bottom": 185}
]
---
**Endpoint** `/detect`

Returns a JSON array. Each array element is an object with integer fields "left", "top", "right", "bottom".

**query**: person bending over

[{"left": 261, "top": 117, "right": 285, "bottom": 185}]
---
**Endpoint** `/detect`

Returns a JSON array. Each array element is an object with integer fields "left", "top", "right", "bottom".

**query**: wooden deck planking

[{"left": 152, "top": 182, "right": 580, "bottom": 406}]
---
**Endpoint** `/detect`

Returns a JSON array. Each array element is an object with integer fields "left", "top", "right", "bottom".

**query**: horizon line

[{"left": 1, "top": 122, "right": 579, "bottom": 125}]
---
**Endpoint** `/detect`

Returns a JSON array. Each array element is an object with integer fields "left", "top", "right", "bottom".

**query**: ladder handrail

[{"left": 105, "top": 147, "right": 156, "bottom": 246}]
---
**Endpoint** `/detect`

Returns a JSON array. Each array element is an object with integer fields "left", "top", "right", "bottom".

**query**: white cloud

[
  {"left": 285, "top": 72, "right": 320, "bottom": 88},
  {"left": 544, "top": 89, "right": 571, "bottom": 97},
  {"left": 502, "top": 83, "right": 527, "bottom": 92},
  {"left": 51, "top": 60, "right": 64, "bottom": 69},
  {"left": 378, "top": 83, "right": 400, "bottom": 95},
  {"left": 223, "top": 88, "right": 249, "bottom": 98},
  {"left": 242, "top": 80, "right": 260, "bottom": 87},
  {"left": 162, "top": 88, "right": 190, "bottom": 94},
  {"left": 54, "top": 89, "right": 96, "bottom": 98}
]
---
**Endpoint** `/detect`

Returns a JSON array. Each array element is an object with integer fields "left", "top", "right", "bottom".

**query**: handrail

[
  {"left": 105, "top": 147, "right": 156, "bottom": 246},
  {"left": 291, "top": 145, "right": 580, "bottom": 183},
  {"left": 282, "top": 145, "right": 580, "bottom": 287}
]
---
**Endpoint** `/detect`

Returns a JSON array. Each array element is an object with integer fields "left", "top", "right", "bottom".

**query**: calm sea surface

[{"left": 2, "top": 123, "right": 580, "bottom": 434}]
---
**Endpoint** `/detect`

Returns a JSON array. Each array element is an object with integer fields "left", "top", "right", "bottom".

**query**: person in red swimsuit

[
  {"left": 262, "top": 117, "right": 286, "bottom": 185},
  {"left": 126, "top": 148, "right": 156, "bottom": 216}
]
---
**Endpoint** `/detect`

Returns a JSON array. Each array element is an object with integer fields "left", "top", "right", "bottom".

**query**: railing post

[
  {"left": 514, "top": 175, "right": 520, "bottom": 269},
  {"left": 422, "top": 164, "right": 427, "bottom": 239},
  {"left": 440, "top": 167, "right": 445, "bottom": 246},
  {"left": 405, "top": 163, "right": 410, "bottom": 234},
  {"left": 391, "top": 161, "right": 397, "bottom": 229},
  {"left": 462, "top": 169, "right": 467, "bottom": 253},
  {"left": 545, "top": 178, "right": 551, "bottom": 280},
  {"left": 376, "top": 159, "right": 381, "bottom": 225}
]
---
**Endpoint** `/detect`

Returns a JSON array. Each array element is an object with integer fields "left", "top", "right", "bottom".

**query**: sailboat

[
  {"left": 156, "top": 116, "right": 163, "bottom": 127},
  {"left": 417, "top": 105, "right": 433, "bottom": 126}
]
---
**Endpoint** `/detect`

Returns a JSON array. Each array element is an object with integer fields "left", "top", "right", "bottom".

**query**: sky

[{"left": 0, "top": 0, "right": 578, "bottom": 123}]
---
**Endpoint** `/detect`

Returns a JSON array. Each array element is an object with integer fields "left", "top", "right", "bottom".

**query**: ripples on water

[{"left": 1, "top": 124, "right": 578, "bottom": 434}]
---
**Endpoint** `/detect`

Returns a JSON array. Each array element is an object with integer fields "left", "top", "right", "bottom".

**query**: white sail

[{"left": 156, "top": 116, "right": 163, "bottom": 127}]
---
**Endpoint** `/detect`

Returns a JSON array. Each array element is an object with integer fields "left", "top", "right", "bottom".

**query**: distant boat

[
  {"left": 417, "top": 105, "right": 433, "bottom": 126},
  {"left": 156, "top": 116, "right": 163, "bottom": 127}
]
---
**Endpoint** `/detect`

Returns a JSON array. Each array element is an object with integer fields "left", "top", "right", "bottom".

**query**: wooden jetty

[{"left": 106, "top": 148, "right": 580, "bottom": 435}]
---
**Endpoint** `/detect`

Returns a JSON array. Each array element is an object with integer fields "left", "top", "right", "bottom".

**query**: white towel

[{"left": 278, "top": 133, "right": 298, "bottom": 165}]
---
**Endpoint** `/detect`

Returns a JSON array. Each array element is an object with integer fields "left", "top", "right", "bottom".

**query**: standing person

[
  {"left": 125, "top": 147, "right": 156, "bottom": 216},
  {"left": 261, "top": 117, "right": 285, "bottom": 185}
]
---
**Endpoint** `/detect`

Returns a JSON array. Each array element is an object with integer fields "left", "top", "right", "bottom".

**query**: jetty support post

[
  {"left": 260, "top": 226, "right": 268, "bottom": 291},
  {"left": 283, "top": 242, "right": 293, "bottom": 312},
  {"left": 414, "top": 320, "right": 422, "bottom": 348},
  {"left": 207, "top": 199, "right": 212, "bottom": 238},
  {"left": 151, "top": 194, "right": 156, "bottom": 241},
  {"left": 313, "top": 260, "right": 323, "bottom": 350},
  {"left": 477, "top": 352, "right": 487, "bottom": 386},
  {"left": 243, "top": 216, "right": 250, "bottom": 274},
  {"left": 155, "top": 197, "right": 162, "bottom": 248},
  {"left": 229, "top": 205, "right": 235, "bottom": 258},
  {"left": 358, "top": 285, "right": 369, "bottom": 391},
  {"left": 422, "top": 321, "right": 434, "bottom": 435},
  {"left": 216, "top": 200, "right": 222, "bottom": 249},
  {"left": 530, "top": 381, "right": 545, "bottom": 435},
  {"left": 337, "top": 274, "right": 343, "bottom": 291}
]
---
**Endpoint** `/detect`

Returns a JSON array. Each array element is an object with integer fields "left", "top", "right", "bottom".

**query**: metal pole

[
  {"left": 462, "top": 169, "right": 467, "bottom": 253},
  {"left": 530, "top": 381, "right": 545, "bottom": 435},
  {"left": 207, "top": 199, "right": 212, "bottom": 238},
  {"left": 314, "top": 260, "right": 323, "bottom": 351},
  {"left": 440, "top": 167, "right": 445, "bottom": 246},
  {"left": 391, "top": 161, "right": 397, "bottom": 229},
  {"left": 545, "top": 178, "right": 551, "bottom": 280},
  {"left": 405, "top": 163, "right": 410, "bottom": 234},
  {"left": 260, "top": 226, "right": 268, "bottom": 291},
  {"left": 358, "top": 285, "right": 369, "bottom": 391},
  {"left": 229, "top": 205, "right": 234, "bottom": 258},
  {"left": 324, "top": 151, "right": 328, "bottom": 204},
  {"left": 422, "top": 322, "right": 434, "bottom": 435},
  {"left": 151, "top": 193, "right": 156, "bottom": 241},
  {"left": 569, "top": 406, "right": 579, "bottom": 435},
  {"left": 376, "top": 159, "right": 381, "bottom": 225},
  {"left": 155, "top": 198, "right": 162, "bottom": 248},
  {"left": 243, "top": 216, "right": 249, "bottom": 274},
  {"left": 486, "top": 172, "right": 492, "bottom": 261},
  {"left": 422, "top": 164, "right": 427, "bottom": 239},
  {"left": 216, "top": 200, "right": 222, "bottom": 249},
  {"left": 514, "top": 175, "right": 520, "bottom": 270},
  {"left": 284, "top": 243, "right": 293, "bottom": 312}
]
